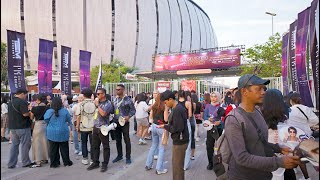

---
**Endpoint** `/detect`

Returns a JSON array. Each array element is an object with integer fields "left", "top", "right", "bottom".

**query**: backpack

[
  {"left": 214, "top": 110, "right": 245, "bottom": 164},
  {"left": 79, "top": 100, "right": 97, "bottom": 131}
]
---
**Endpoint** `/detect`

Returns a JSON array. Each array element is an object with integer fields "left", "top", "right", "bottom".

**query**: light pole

[
  {"left": 116, "top": 64, "right": 121, "bottom": 82},
  {"left": 265, "top": 12, "right": 277, "bottom": 36}
]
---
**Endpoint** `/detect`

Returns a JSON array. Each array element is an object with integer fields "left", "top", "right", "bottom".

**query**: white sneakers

[
  {"left": 154, "top": 155, "right": 158, "bottom": 160},
  {"left": 138, "top": 138, "right": 147, "bottom": 145},
  {"left": 82, "top": 158, "right": 89, "bottom": 165},
  {"left": 156, "top": 169, "right": 168, "bottom": 175},
  {"left": 74, "top": 150, "right": 82, "bottom": 156}
]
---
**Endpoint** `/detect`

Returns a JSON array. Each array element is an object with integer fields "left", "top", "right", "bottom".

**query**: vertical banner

[
  {"left": 61, "top": 46, "right": 71, "bottom": 95},
  {"left": 95, "top": 60, "right": 102, "bottom": 92},
  {"left": 295, "top": 8, "right": 313, "bottom": 107},
  {"left": 181, "top": 80, "right": 196, "bottom": 91},
  {"left": 79, "top": 50, "right": 91, "bottom": 90},
  {"left": 282, "top": 33, "right": 289, "bottom": 95},
  {"left": 7, "top": 30, "right": 26, "bottom": 93},
  {"left": 310, "top": 0, "right": 319, "bottom": 110},
  {"left": 38, "top": 39, "right": 53, "bottom": 94},
  {"left": 288, "top": 21, "right": 298, "bottom": 92}
]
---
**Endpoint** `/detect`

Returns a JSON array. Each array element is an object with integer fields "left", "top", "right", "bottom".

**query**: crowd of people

[{"left": 1, "top": 74, "right": 319, "bottom": 180}]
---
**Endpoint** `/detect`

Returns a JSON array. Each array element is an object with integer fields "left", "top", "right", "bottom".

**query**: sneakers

[
  {"left": 138, "top": 138, "right": 147, "bottom": 145},
  {"left": 112, "top": 156, "right": 123, "bottom": 163},
  {"left": 154, "top": 155, "right": 158, "bottom": 160},
  {"left": 156, "top": 169, "right": 168, "bottom": 175},
  {"left": 74, "top": 150, "right": 79, "bottom": 154},
  {"left": 87, "top": 163, "right": 99, "bottom": 170},
  {"left": 126, "top": 159, "right": 132, "bottom": 164},
  {"left": 145, "top": 166, "right": 153, "bottom": 171},
  {"left": 82, "top": 158, "right": 89, "bottom": 165},
  {"left": 190, "top": 156, "right": 195, "bottom": 160},
  {"left": 100, "top": 165, "right": 108, "bottom": 172},
  {"left": 196, "top": 137, "right": 200, "bottom": 142},
  {"left": 145, "top": 136, "right": 152, "bottom": 140},
  {"left": 207, "top": 163, "right": 213, "bottom": 170},
  {"left": 78, "top": 151, "right": 82, "bottom": 156}
]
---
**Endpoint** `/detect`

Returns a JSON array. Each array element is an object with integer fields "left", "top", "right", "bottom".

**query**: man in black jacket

[{"left": 158, "top": 90, "right": 189, "bottom": 180}]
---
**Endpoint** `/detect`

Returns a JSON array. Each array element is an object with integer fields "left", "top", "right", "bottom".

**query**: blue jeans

[
  {"left": 72, "top": 124, "right": 81, "bottom": 152},
  {"left": 81, "top": 131, "right": 92, "bottom": 159},
  {"left": 145, "top": 124, "right": 165, "bottom": 171},
  {"left": 184, "top": 120, "right": 192, "bottom": 170},
  {"left": 8, "top": 128, "right": 32, "bottom": 167}
]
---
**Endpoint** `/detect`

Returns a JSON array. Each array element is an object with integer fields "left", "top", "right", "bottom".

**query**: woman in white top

[
  {"left": 1, "top": 96, "right": 9, "bottom": 142},
  {"left": 135, "top": 93, "right": 150, "bottom": 145},
  {"left": 286, "top": 92, "right": 319, "bottom": 136}
]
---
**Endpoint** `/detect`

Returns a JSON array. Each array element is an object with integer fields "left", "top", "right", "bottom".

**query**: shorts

[
  {"left": 1, "top": 114, "right": 8, "bottom": 129},
  {"left": 196, "top": 119, "right": 202, "bottom": 124},
  {"left": 136, "top": 117, "right": 149, "bottom": 126}
]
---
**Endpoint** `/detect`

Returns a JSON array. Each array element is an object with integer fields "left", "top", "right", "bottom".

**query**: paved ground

[{"left": 1, "top": 119, "right": 318, "bottom": 180}]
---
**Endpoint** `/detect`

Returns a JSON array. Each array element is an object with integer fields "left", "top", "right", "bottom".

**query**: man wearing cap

[
  {"left": 71, "top": 95, "right": 82, "bottom": 156},
  {"left": 224, "top": 74, "right": 301, "bottom": 179},
  {"left": 87, "top": 88, "right": 114, "bottom": 172},
  {"left": 7, "top": 88, "right": 35, "bottom": 168}
]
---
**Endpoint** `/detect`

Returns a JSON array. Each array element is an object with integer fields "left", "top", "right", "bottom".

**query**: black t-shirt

[
  {"left": 153, "top": 111, "right": 165, "bottom": 125},
  {"left": 8, "top": 97, "right": 31, "bottom": 129},
  {"left": 31, "top": 105, "right": 48, "bottom": 121}
]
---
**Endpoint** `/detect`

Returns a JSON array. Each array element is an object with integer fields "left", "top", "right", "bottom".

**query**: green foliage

[
  {"left": 241, "top": 33, "right": 282, "bottom": 77},
  {"left": 90, "top": 59, "right": 137, "bottom": 89},
  {"left": 1, "top": 42, "right": 8, "bottom": 89}
]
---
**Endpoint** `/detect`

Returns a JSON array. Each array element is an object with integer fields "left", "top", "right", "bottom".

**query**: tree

[
  {"left": 90, "top": 59, "right": 137, "bottom": 90},
  {"left": 1, "top": 42, "right": 8, "bottom": 90},
  {"left": 241, "top": 33, "right": 282, "bottom": 77}
]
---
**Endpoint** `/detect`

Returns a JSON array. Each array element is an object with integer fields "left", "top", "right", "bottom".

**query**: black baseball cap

[
  {"left": 238, "top": 74, "right": 270, "bottom": 89},
  {"left": 15, "top": 88, "right": 28, "bottom": 94}
]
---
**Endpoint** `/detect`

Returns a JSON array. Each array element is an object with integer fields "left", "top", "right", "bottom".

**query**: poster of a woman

[{"left": 278, "top": 124, "right": 306, "bottom": 150}]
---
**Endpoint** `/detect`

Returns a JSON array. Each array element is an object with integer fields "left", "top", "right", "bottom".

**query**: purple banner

[
  {"left": 61, "top": 46, "right": 71, "bottom": 95},
  {"left": 288, "top": 21, "right": 298, "bottom": 92},
  {"left": 154, "top": 49, "right": 241, "bottom": 71},
  {"left": 310, "top": 0, "right": 319, "bottom": 110},
  {"left": 38, "top": 39, "right": 53, "bottom": 94},
  {"left": 282, "top": 33, "right": 289, "bottom": 95},
  {"left": 295, "top": 8, "right": 313, "bottom": 107},
  {"left": 79, "top": 50, "right": 91, "bottom": 90},
  {"left": 7, "top": 30, "right": 26, "bottom": 93}
]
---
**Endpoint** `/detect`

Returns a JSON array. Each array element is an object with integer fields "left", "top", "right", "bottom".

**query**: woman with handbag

[
  {"left": 145, "top": 93, "right": 168, "bottom": 175},
  {"left": 203, "top": 92, "right": 224, "bottom": 170}
]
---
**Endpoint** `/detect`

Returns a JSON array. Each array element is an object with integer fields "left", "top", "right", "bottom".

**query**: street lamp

[
  {"left": 265, "top": 11, "right": 277, "bottom": 36},
  {"left": 116, "top": 63, "right": 121, "bottom": 82}
]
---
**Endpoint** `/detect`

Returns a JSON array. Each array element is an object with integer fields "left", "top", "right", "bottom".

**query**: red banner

[
  {"left": 180, "top": 80, "right": 196, "bottom": 91},
  {"left": 154, "top": 49, "right": 241, "bottom": 72}
]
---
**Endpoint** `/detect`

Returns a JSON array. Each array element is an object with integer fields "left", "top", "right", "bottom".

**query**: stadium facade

[{"left": 1, "top": 0, "right": 218, "bottom": 72}]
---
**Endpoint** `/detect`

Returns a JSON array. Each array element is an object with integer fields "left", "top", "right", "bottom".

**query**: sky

[{"left": 194, "top": 0, "right": 313, "bottom": 48}]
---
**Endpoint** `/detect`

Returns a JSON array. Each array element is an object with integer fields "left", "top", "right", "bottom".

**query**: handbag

[
  {"left": 213, "top": 154, "right": 226, "bottom": 177},
  {"left": 162, "top": 129, "right": 169, "bottom": 145}
]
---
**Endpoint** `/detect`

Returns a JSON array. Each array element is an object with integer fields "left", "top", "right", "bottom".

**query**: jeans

[
  {"left": 184, "top": 120, "right": 192, "bottom": 170},
  {"left": 145, "top": 124, "right": 165, "bottom": 171},
  {"left": 114, "top": 122, "right": 131, "bottom": 159},
  {"left": 8, "top": 128, "right": 32, "bottom": 167},
  {"left": 173, "top": 143, "right": 188, "bottom": 180},
  {"left": 81, "top": 131, "right": 92, "bottom": 159},
  {"left": 190, "top": 118, "right": 196, "bottom": 149},
  {"left": 72, "top": 124, "right": 81, "bottom": 152},
  {"left": 92, "top": 127, "right": 110, "bottom": 167}
]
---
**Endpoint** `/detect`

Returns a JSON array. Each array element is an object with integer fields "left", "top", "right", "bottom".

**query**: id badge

[{"left": 115, "top": 108, "right": 119, "bottom": 115}]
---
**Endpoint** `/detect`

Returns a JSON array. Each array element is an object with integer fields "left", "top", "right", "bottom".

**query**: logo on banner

[
  {"left": 63, "top": 52, "right": 69, "bottom": 68},
  {"left": 12, "top": 38, "right": 21, "bottom": 59}
]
